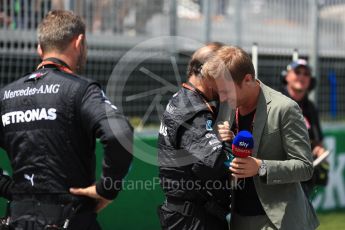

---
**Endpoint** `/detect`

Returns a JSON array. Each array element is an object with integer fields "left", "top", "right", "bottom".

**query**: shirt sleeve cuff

[
  {"left": 264, "top": 160, "right": 283, "bottom": 185},
  {"left": 96, "top": 179, "right": 120, "bottom": 200},
  {"left": 0, "top": 172, "right": 14, "bottom": 200}
]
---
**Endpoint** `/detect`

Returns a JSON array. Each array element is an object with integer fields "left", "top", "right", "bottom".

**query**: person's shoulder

[
  {"left": 0, "top": 70, "right": 100, "bottom": 101},
  {"left": 170, "top": 87, "right": 208, "bottom": 112},
  {"left": 53, "top": 70, "right": 98, "bottom": 86},
  {"left": 262, "top": 83, "right": 298, "bottom": 110},
  {"left": 0, "top": 73, "right": 28, "bottom": 92},
  {"left": 263, "top": 82, "right": 297, "bottom": 107},
  {"left": 168, "top": 87, "right": 192, "bottom": 107},
  {"left": 50, "top": 70, "right": 102, "bottom": 96},
  {"left": 73, "top": 73, "right": 98, "bottom": 84},
  {"left": 163, "top": 87, "right": 211, "bottom": 122}
]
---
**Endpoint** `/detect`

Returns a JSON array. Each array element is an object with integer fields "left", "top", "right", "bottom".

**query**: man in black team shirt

[
  {"left": 0, "top": 10, "right": 133, "bottom": 229},
  {"left": 282, "top": 59, "right": 329, "bottom": 197},
  {"left": 157, "top": 43, "right": 233, "bottom": 230},
  {"left": 206, "top": 46, "right": 318, "bottom": 230}
]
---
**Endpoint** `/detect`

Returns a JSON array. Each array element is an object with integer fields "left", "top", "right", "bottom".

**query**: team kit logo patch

[
  {"left": 2, "top": 108, "right": 57, "bottom": 127},
  {"left": 206, "top": 119, "right": 213, "bottom": 131}
]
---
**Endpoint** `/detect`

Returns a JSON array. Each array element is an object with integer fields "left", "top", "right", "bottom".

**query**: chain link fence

[{"left": 0, "top": 0, "right": 344, "bottom": 127}]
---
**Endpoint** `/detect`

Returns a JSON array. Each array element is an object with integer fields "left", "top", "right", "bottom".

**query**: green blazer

[{"left": 229, "top": 82, "right": 319, "bottom": 230}]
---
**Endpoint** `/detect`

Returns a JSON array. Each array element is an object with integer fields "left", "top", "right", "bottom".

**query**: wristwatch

[{"left": 258, "top": 160, "right": 267, "bottom": 176}]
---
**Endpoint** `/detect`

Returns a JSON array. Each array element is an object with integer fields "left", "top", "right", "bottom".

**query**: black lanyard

[{"left": 37, "top": 57, "right": 74, "bottom": 75}]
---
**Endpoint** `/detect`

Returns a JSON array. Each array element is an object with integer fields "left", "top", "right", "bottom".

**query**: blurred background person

[
  {"left": 135, "top": 0, "right": 163, "bottom": 34},
  {"left": 92, "top": 0, "right": 131, "bottom": 33},
  {"left": 0, "top": 0, "right": 64, "bottom": 29},
  {"left": 0, "top": 0, "right": 11, "bottom": 27},
  {"left": 281, "top": 59, "right": 329, "bottom": 198}
]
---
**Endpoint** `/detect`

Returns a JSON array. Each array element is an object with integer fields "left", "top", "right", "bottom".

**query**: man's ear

[
  {"left": 75, "top": 34, "right": 85, "bottom": 50},
  {"left": 243, "top": 74, "right": 255, "bottom": 86},
  {"left": 37, "top": 44, "right": 43, "bottom": 58}
]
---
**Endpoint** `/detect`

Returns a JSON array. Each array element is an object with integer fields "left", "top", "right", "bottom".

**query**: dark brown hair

[
  {"left": 38, "top": 10, "right": 86, "bottom": 53},
  {"left": 187, "top": 42, "right": 224, "bottom": 78}
]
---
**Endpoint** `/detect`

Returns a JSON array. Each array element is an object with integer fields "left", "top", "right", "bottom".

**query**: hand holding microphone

[
  {"left": 222, "top": 130, "right": 253, "bottom": 170},
  {"left": 230, "top": 130, "right": 262, "bottom": 179},
  {"left": 232, "top": 130, "right": 253, "bottom": 158}
]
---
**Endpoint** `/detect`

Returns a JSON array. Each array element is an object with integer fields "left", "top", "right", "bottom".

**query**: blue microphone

[
  {"left": 232, "top": 130, "right": 254, "bottom": 158},
  {"left": 224, "top": 130, "right": 254, "bottom": 168}
]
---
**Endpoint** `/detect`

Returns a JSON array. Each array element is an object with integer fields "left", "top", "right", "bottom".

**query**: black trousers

[
  {"left": 157, "top": 203, "right": 228, "bottom": 230},
  {"left": 6, "top": 213, "right": 101, "bottom": 230},
  {"left": 68, "top": 212, "right": 101, "bottom": 230},
  {"left": 8, "top": 200, "right": 101, "bottom": 230}
]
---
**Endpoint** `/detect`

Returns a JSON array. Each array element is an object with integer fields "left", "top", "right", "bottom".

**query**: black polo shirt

[{"left": 231, "top": 109, "right": 266, "bottom": 216}]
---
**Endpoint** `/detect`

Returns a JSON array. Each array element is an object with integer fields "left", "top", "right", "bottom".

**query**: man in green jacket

[{"left": 204, "top": 46, "right": 319, "bottom": 230}]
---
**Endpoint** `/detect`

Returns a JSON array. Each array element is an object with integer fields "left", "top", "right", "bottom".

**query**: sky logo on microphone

[
  {"left": 239, "top": 141, "right": 249, "bottom": 148},
  {"left": 232, "top": 130, "right": 254, "bottom": 158}
]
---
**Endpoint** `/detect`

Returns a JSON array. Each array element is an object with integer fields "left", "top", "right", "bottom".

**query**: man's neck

[
  {"left": 42, "top": 53, "right": 76, "bottom": 72},
  {"left": 188, "top": 76, "right": 212, "bottom": 101},
  {"left": 238, "top": 81, "right": 260, "bottom": 115}
]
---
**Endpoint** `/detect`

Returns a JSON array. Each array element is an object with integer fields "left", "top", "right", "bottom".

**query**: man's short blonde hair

[
  {"left": 203, "top": 46, "right": 255, "bottom": 84},
  {"left": 38, "top": 10, "right": 86, "bottom": 53}
]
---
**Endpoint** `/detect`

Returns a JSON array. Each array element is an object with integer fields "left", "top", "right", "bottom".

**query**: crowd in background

[{"left": 0, "top": 0, "right": 164, "bottom": 34}]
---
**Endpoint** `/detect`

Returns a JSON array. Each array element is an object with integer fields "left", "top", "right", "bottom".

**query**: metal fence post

[
  {"left": 309, "top": 0, "right": 320, "bottom": 104},
  {"left": 170, "top": 0, "right": 177, "bottom": 37},
  {"left": 252, "top": 43, "right": 258, "bottom": 79},
  {"left": 203, "top": 0, "right": 212, "bottom": 43},
  {"left": 292, "top": 48, "right": 299, "bottom": 61},
  {"left": 64, "top": 0, "right": 72, "bottom": 10},
  {"left": 68, "top": 0, "right": 74, "bottom": 11},
  {"left": 235, "top": 0, "right": 242, "bottom": 47},
  {"left": 169, "top": 0, "right": 178, "bottom": 54}
]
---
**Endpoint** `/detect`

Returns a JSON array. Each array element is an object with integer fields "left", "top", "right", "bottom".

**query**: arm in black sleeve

[
  {"left": 0, "top": 109, "right": 13, "bottom": 200},
  {"left": 80, "top": 84, "right": 133, "bottom": 200},
  {"left": 311, "top": 103, "right": 324, "bottom": 142},
  {"left": 179, "top": 111, "right": 230, "bottom": 181},
  {"left": 0, "top": 168, "right": 13, "bottom": 200}
]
